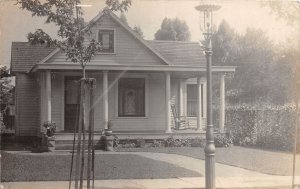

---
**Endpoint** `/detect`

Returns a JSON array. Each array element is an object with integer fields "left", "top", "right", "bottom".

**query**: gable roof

[
  {"left": 10, "top": 42, "right": 56, "bottom": 74},
  {"left": 147, "top": 40, "right": 206, "bottom": 66},
  {"left": 83, "top": 9, "right": 171, "bottom": 65},
  {"left": 10, "top": 10, "right": 208, "bottom": 73}
]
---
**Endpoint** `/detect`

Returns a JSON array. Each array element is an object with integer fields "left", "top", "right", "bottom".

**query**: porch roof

[{"left": 31, "top": 62, "right": 236, "bottom": 73}]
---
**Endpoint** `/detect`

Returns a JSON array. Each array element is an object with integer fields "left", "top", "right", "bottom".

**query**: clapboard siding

[
  {"left": 15, "top": 73, "right": 40, "bottom": 136},
  {"left": 107, "top": 73, "right": 166, "bottom": 132},
  {"left": 46, "top": 14, "right": 164, "bottom": 66}
]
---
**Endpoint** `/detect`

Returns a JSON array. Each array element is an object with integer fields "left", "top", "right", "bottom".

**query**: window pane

[
  {"left": 102, "top": 33, "right": 110, "bottom": 49},
  {"left": 98, "top": 30, "right": 114, "bottom": 53},
  {"left": 187, "top": 84, "right": 198, "bottom": 117},
  {"left": 118, "top": 78, "right": 145, "bottom": 117}
]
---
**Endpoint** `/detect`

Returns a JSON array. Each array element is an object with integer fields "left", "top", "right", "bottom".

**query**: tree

[
  {"left": 154, "top": 18, "right": 190, "bottom": 41},
  {"left": 211, "top": 21, "right": 293, "bottom": 105},
  {"left": 119, "top": 12, "right": 128, "bottom": 25},
  {"left": 261, "top": 1, "right": 300, "bottom": 26},
  {"left": 211, "top": 20, "right": 240, "bottom": 66},
  {"left": 16, "top": 1, "right": 131, "bottom": 189},
  {"left": 0, "top": 66, "right": 13, "bottom": 130},
  {"left": 17, "top": 0, "right": 131, "bottom": 78},
  {"left": 133, "top": 25, "right": 144, "bottom": 38}
]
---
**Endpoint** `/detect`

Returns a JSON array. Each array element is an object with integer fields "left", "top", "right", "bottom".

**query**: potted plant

[
  {"left": 43, "top": 121, "right": 56, "bottom": 137},
  {"left": 104, "top": 121, "right": 113, "bottom": 136}
]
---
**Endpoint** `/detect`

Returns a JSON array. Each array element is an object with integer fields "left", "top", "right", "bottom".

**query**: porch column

[
  {"left": 103, "top": 71, "right": 109, "bottom": 129},
  {"left": 179, "top": 79, "right": 184, "bottom": 116},
  {"left": 197, "top": 76, "right": 202, "bottom": 131},
  {"left": 219, "top": 74, "right": 225, "bottom": 132},
  {"left": 165, "top": 72, "right": 172, "bottom": 133},
  {"left": 201, "top": 77, "right": 207, "bottom": 126},
  {"left": 45, "top": 70, "right": 51, "bottom": 122}
]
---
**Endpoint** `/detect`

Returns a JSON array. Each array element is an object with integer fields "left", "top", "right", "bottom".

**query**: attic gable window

[{"left": 98, "top": 29, "right": 114, "bottom": 53}]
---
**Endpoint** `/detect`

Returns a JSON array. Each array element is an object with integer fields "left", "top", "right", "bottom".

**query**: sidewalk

[
  {"left": 1, "top": 176, "right": 300, "bottom": 189},
  {"left": 1, "top": 151, "right": 300, "bottom": 188}
]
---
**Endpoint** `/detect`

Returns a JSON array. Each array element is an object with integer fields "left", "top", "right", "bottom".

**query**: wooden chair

[{"left": 171, "top": 104, "right": 189, "bottom": 130}]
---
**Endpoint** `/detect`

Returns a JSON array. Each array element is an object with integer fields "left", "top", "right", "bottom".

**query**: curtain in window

[{"left": 118, "top": 78, "right": 145, "bottom": 117}]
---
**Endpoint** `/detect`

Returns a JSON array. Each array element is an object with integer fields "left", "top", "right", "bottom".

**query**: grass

[
  {"left": 117, "top": 146, "right": 300, "bottom": 176},
  {"left": 1, "top": 151, "right": 201, "bottom": 182}
]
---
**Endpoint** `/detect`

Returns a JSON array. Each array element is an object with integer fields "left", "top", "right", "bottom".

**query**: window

[
  {"left": 118, "top": 78, "right": 145, "bottom": 117},
  {"left": 187, "top": 84, "right": 198, "bottom": 117},
  {"left": 98, "top": 29, "right": 114, "bottom": 53}
]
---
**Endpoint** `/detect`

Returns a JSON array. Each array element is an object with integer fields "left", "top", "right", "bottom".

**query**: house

[{"left": 10, "top": 9, "right": 235, "bottom": 140}]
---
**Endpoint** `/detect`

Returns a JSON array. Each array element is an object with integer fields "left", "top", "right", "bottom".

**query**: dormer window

[{"left": 98, "top": 29, "right": 114, "bottom": 53}]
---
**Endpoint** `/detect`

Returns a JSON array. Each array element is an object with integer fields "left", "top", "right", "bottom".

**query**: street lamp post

[{"left": 195, "top": 2, "right": 221, "bottom": 189}]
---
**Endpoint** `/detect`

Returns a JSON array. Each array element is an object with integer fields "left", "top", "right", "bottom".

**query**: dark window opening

[{"left": 98, "top": 30, "right": 114, "bottom": 53}]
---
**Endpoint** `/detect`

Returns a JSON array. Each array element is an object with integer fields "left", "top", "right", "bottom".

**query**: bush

[
  {"left": 214, "top": 135, "right": 233, "bottom": 148},
  {"left": 152, "top": 140, "right": 164, "bottom": 147},
  {"left": 164, "top": 136, "right": 176, "bottom": 147},
  {"left": 225, "top": 105, "right": 296, "bottom": 151},
  {"left": 135, "top": 138, "right": 146, "bottom": 148},
  {"left": 190, "top": 137, "right": 205, "bottom": 147}
]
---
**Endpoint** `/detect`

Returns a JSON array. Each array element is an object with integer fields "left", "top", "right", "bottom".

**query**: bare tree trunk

[
  {"left": 75, "top": 80, "right": 84, "bottom": 189},
  {"left": 87, "top": 79, "right": 95, "bottom": 189},
  {"left": 80, "top": 81, "right": 87, "bottom": 189}
]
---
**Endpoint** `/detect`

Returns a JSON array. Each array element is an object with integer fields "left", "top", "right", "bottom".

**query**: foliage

[
  {"left": 261, "top": 1, "right": 300, "bottom": 26},
  {"left": 133, "top": 25, "right": 144, "bottom": 38},
  {"left": 226, "top": 105, "right": 296, "bottom": 151},
  {"left": 119, "top": 12, "right": 128, "bottom": 25},
  {"left": 154, "top": 18, "right": 190, "bottom": 41},
  {"left": 16, "top": 0, "right": 131, "bottom": 77},
  {"left": 212, "top": 21, "right": 294, "bottom": 105},
  {"left": 135, "top": 138, "right": 146, "bottom": 148},
  {"left": 0, "top": 66, "right": 14, "bottom": 130},
  {"left": 214, "top": 135, "right": 233, "bottom": 148},
  {"left": 190, "top": 137, "right": 205, "bottom": 147},
  {"left": 43, "top": 121, "right": 56, "bottom": 137},
  {"left": 152, "top": 140, "right": 164, "bottom": 147}
]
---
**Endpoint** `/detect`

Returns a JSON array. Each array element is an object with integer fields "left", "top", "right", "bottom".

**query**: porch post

[
  {"left": 103, "top": 71, "right": 109, "bottom": 129},
  {"left": 45, "top": 70, "right": 51, "bottom": 122},
  {"left": 201, "top": 77, "right": 207, "bottom": 127},
  {"left": 197, "top": 76, "right": 202, "bottom": 131},
  {"left": 179, "top": 79, "right": 184, "bottom": 116},
  {"left": 165, "top": 72, "right": 172, "bottom": 133},
  {"left": 219, "top": 74, "right": 225, "bottom": 132}
]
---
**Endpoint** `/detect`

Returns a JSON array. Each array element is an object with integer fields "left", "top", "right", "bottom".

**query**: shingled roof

[
  {"left": 10, "top": 42, "right": 57, "bottom": 74},
  {"left": 147, "top": 40, "right": 206, "bottom": 67},
  {"left": 11, "top": 40, "right": 206, "bottom": 73}
]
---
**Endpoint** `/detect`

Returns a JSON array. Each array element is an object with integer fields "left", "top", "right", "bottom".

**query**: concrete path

[{"left": 1, "top": 151, "right": 300, "bottom": 189}]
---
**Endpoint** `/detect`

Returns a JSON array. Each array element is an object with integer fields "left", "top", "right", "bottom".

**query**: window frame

[
  {"left": 97, "top": 28, "right": 116, "bottom": 54},
  {"left": 115, "top": 74, "right": 148, "bottom": 119}
]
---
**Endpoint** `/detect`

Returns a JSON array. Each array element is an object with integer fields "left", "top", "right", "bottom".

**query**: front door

[{"left": 64, "top": 77, "right": 80, "bottom": 131}]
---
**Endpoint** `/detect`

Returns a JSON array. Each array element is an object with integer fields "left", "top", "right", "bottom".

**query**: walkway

[{"left": 1, "top": 151, "right": 300, "bottom": 189}]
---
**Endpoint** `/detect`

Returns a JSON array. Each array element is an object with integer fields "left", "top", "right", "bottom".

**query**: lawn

[
  {"left": 1, "top": 151, "right": 201, "bottom": 182},
  {"left": 117, "top": 146, "right": 300, "bottom": 176}
]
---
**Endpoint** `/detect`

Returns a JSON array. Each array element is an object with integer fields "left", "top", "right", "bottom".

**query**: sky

[{"left": 0, "top": 0, "right": 299, "bottom": 68}]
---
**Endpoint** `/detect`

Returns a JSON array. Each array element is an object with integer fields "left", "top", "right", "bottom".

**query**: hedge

[{"left": 222, "top": 105, "right": 298, "bottom": 151}]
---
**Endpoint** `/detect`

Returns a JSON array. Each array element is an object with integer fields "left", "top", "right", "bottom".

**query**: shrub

[
  {"left": 165, "top": 136, "right": 176, "bottom": 147},
  {"left": 152, "top": 140, "right": 164, "bottom": 147},
  {"left": 214, "top": 135, "right": 233, "bottom": 148},
  {"left": 135, "top": 138, "right": 146, "bottom": 148},
  {"left": 191, "top": 137, "right": 205, "bottom": 147},
  {"left": 113, "top": 136, "right": 119, "bottom": 147},
  {"left": 225, "top": 105, "right": 296, "bottom": 151}
]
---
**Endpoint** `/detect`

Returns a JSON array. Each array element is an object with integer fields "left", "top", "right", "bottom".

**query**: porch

[{"left": 38, "top": 69, "right": 228, "bottom": 135}]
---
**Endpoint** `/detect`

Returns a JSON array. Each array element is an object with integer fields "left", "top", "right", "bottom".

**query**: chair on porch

[{"left": 171, "top": 104, "right": 189, "bottom": 130}]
